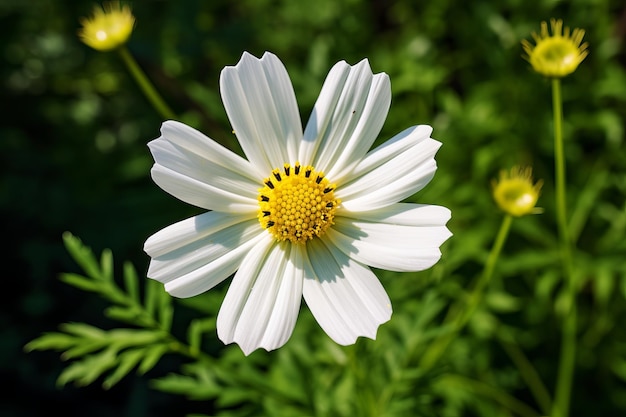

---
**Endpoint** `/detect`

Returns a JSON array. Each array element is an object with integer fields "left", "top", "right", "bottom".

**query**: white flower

[{"left": 144, "top": 52, "right": 452, "bottom": 355}]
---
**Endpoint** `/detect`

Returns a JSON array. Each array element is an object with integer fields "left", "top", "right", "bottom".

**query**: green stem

[
  {"left": 117, "top": 46, "right": 176, "bottom": 120},
  {"left": 552, "top": 79, "right": 569, "bottom": 249},
  {"left": 498, "top": 330, "right": 552, "bottom": 415},
  {"left": 551, "top": 78, "right": 578, "bottom": 417},
  {"left": 419, "top": 214, "right": 513, "bottom": 372}
]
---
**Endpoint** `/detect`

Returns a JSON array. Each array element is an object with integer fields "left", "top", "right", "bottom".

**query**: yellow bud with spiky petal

[
  {"left": 78, "top": 2, "right": 135, "bottom": 51},
  {"left": 522, "top": 19, "right": 588, "bottom": 78},
  {"left": 492, "top": 166, "right": 543, "bottom": 217}
]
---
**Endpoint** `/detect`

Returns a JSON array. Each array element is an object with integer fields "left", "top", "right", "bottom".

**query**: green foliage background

[{"left": 2, "top": 0, "right": 626, "bottom": 416}]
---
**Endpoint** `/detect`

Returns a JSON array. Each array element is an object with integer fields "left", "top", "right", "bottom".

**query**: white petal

[
  {"left": 302, "top": 238, "right": 392, "bottom": 345},
  {"left": 144, "top": 212, "right": 266, "bottom": 298},
  {"left": 159, "top": 120, "right": 259, "bottom": 182},
  {"left": 326, "top": 204, "right": 452, "bottom": 272},
  {"left": 220, "top": 52, "right": 302, "bottom": 176},
  {"left": 300, "top": 59, "right": 391, "bottom": 180},
  {"left": 337, "top": 125, "right": 441, "bottom": 211},
  {"left": 149, "top": 121, "right": 259, "bottom": 213},
  {"left": 145, "top": 213, "right": 257, "bottom": 281},
  {"left": 217, "top": 238, "right": 304, "bottom": 355},
  {"left": 144, "top": 211, "right": 253, "bottom": 258}
]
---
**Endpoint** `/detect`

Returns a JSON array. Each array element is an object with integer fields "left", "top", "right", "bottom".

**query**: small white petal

[
  {"left": 300, "top": 59, "right": 391, "bottom": 179},
  {"left": 337, "top": 125, "right": 441, "bottom": 211},
  {"left": 150, "top": 165, "right": 258, "bottom": 213},
  {"left": 343, "top": 202, "right": 452, "bottom": 226},
  {"left": 163, "top": 235, "right": 261, "bottom": 298},
  {"left": 343, "top": 125, "right": 433, "bottom": 176},
  {"left": 302, "top": 238, "right": 392, "bottom": 345},
  {"left": 217, "top": 238, "right": 303, "bottom": 355},
  {"left": 144, "top": 211, "right": 253, "bottom": 258},
  {"left": 145, "top": 212, "right": 266, "bottom": 298},
  {"left": 326, "top": 204, "right": 452, "bottom": 272},
  {"left": 220, "top": 52, "right": 302, "bottom": 176},
  {"left": 145, "top": 214, "right": 258, "bottom": 282},
  {"left": 159, "top": 120, "right": 259, "bottom": 182},
  {"left": 149, "top": 121, "right": 259, "bottom": 212}
]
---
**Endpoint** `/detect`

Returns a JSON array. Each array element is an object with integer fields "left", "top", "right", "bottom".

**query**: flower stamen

[{"left": 258, "top": 163, "right": 340, "bottom": 244}]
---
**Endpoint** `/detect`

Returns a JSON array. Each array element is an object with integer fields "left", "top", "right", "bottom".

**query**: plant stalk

[
  {"left": 550, "top": 77, "right": 577, "bottom": 417},
  {"left": 117, "top": 46, "right": 176, "bottom": 120},
  {"left": 419, "top": 214, "right": 513, "bottom": 372}
]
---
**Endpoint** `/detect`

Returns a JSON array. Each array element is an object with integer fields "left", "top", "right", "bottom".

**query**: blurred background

[{"left": 2, "top": 0, "right": 626, "bottom": 416}]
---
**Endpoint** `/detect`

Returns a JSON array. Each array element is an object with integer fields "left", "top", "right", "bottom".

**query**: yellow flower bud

[
  {"left": 522, "top": 19, "right": 588, "bottom": 78},
  {"left": 492, "top": 166, "right": 543, "bottom": 217},
  {"left": 78, "top": 2, "right": 135, "bottom": 51}
]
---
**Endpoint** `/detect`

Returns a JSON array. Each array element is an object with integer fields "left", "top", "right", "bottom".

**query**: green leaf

[
  {"left": 105, "top": 305, "right": 144, "bottom": 324},
  {"left": 62, "top": 340, "right": 109, "bottom": 360},
  {"left": 62, "top": 232, "right": 103, "bottom": 280},
  {"left": 187, "top": 318, "right": 216, "bottom": 355},
  {"left": 593, "top": 265, "right": 615, "bottom": 306},
  {"left": 157, "top": 285, "right": 173, "bottom": 332},
  {"left": 108, "top": 329, "right": 164, "bottom": 348},
  {"left": 24, "top": 331, "right": 78, "bottom": 352},
  {"left": 123, "top": 261, "right": 140, "bottom": 302},
  {"left": 216, "top": 388, "right": 258, "bottom": 408},
  {"left": 102, "top": 348, "right": 145, "bottom": 389},
  {"left": 151, "top": 372, "right": 220, "bottom": 400},
  {"left": 60, "top": 322, "right": 107, "bottom": 339},
  {"left": 138, "top": 343, "right": 169, "bottom": 375},
  {"left": 485, "top": 291, "right": 522, "bottom": 313},
  {"left": 57, "top": 348, "right": 118, "bottom": 387},
  {"left": 535, "top": 270, "right": 560, "bottom": 299},
  {"left": 144, "top": 278, "right": 159, "bottom": 318},
  {"left": 59, "top": 273, "right": 102, "bottom": 293},
  {"left": 100, "top": 248, "right": 114, "bottom": 282},
  {"left": 570, "top": 168, "right": 608, "bottom": 242}
]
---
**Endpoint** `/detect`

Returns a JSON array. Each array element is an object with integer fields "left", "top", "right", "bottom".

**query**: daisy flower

[
  {"left": 492, "top": 166, "right": 543, "bottom": 217},
  {"left": 144, "top": 52, "right": 452, "bottom": 355},
  {"left": 522, "top": 19, "right": 588, "bottom": 78}
]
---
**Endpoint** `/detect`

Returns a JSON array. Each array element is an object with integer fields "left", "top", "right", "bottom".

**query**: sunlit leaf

[
  {"left": 100, "top": 248, "right": 114, "bottom": 282},
  {"left": 59, "top": 273, "right": 102, "bottom": 292},
  {"left": 62, "top": 232, "right": 102, "bottom": 280},
  {"left": 57, "top": 348, "right": 118, "bottom": 387},
  {"left": 24, "top": 332, "right": 77, "bottom": 352},
  {"left": 105, "top": 305, "right": 143, "bottom": 323},
  {"left": 102, "top": 348, "right": 145, "bottom": 389},
  {"left": 123, "top": 261, "right": 140, "bottom": 303},
  {"left": 138, "top": 343, "right": 169, "bottom": 375},
  {"left": 151, "top": 372, "right": 220, "bottom": 400},
  {"left": 60, "top": 322, "right": 107, "bottom": 339}
]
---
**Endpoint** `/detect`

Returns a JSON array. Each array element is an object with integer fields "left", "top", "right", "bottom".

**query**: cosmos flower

[
  {"left": 144, "top": 52, "right": 452, "bottom": 355},
  {"left": 522, "top": 19, "right": 588, "bottom": 78},
  {"left": 78, "top": 2, "right": 135, "bottom": 51},
  {"left": 492, "top": 166, "right": 543, "bottom": 217}
]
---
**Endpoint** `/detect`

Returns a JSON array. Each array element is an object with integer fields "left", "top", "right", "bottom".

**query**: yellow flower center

[
  {"left": 257, "top": 163, "right": 340, "bottom": 244},
  {"left": 529, "top": 37, "right": 583, "bottom": 76}
]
